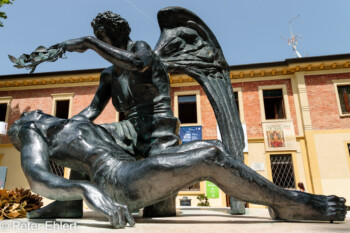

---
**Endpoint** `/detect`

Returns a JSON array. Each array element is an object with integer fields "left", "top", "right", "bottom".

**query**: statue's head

[
  {"left": 91, "top": 11, "right": 131, "bottom": 46},
  {"left": 8, "top": 110, "right": 53, "bottom": 150}
]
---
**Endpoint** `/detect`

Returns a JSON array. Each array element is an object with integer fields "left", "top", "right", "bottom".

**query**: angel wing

[{"left": 154, "top": 7, "right": 244, "bottom": 160}]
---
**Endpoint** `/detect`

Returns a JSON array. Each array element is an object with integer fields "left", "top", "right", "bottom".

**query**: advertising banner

[
  {"left": 179, "top": 126, "right": 202, "bottom": 143},
  {"left": 206, "top": 181, "right": 219, "bottom": 198},
  {"left": 262, "top": 121, "right": 297, "bottom": 151}
]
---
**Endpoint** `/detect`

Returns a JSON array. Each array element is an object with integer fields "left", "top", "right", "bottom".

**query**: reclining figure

[{"left": 9, "top": 110, "right": 347, "bottom": 228}]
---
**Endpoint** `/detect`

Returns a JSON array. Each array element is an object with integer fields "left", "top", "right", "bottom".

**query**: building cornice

[
  {"left": 0, "top": 54, "right": 350, "bottom": 90},
  {"left": 171, "top": 56, "right": 350, "bottom": 85},
  {"left": 229, "top": 58, "right": 350, "bottom": 80},
  {"left": 0, "top": 72, "right": 100, "bottom": 91}
]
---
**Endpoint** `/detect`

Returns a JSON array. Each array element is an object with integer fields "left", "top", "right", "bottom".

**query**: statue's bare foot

[
  {"left": 268, "top": 191, "right": 347, "bottom": 222},
  {"left": 27, "top": 200, "right": 83, "bottom": 219}
]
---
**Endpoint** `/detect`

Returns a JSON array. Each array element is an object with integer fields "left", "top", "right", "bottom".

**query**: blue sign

[
  {"left": 0, "top": 167, "right": 7, "bottom": 189},
  {"left": 179, "top": 126, "right": 202, "bottom": 143}
]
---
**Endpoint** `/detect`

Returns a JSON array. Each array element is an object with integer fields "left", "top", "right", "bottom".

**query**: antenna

[{"left": 281, "top": 15, "right": 303, "bottom": 58}]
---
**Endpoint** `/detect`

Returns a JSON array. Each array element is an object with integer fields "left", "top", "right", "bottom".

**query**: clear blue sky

[{"left": 1, "top": 0, "right": 350, "bottom": 75}]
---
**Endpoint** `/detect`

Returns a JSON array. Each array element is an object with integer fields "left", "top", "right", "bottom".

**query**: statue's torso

[
  {"left": 47, "top": 42, "right": 179, "bottom": 173},
  {"left": 104, "top": 42, "right": 173, "bottom": 118},
  {"left": 47, "top": 118, "right": 134, "bottom": 175}
]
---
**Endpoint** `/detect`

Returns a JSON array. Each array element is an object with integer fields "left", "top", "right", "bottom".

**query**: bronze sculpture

[{"left": 8, "top": 7, "right": 347, "bottom": 229}]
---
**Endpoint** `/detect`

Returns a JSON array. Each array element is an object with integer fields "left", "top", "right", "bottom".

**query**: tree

[
  {"left": 0, "top": 0, "right": 14, "bottom": 27},
  {"left": 196, "top": 194, "right": 210, "bottom": 207}
]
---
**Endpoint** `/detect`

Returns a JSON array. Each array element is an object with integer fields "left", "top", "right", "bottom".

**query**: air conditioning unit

[{"left": 0, "top": 121, "right": 8, "bottom": 135}]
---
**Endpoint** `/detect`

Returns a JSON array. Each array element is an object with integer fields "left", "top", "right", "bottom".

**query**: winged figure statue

[{"left": 8, "top": 7, "right": 346, "bottom": 229}]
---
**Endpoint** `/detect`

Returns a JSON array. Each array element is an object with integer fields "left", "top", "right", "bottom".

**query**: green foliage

[
  {"left": 0, "top": 0, "right": 14, "bottom": 27},
  {"left": 197, "top": 194, "right": 210, "bottom": 207}
]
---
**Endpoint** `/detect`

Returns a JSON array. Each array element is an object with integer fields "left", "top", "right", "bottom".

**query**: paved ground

[{"left": 1, "top": 208, "right": 349, "bottom": 233}]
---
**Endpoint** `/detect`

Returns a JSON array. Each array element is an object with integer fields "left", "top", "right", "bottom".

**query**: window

[
  {"left": 234, "top": 91, "right": 240, "bottom": 116},
  {"left": 263, "top": 89, "right": 285, "bottom": 120},
  {"left": 49, "top": 163, "right": 65, "bottom": 177},
  {"left": 118, "top": 112, "right": 126, "bottom": 122},
  {"left": 270, "top": 154, "right": 296, "bottom": 189},
  {"left": 51, "top": 93, "right": 74, "bottom": 119},
  {"left": 51, "top": 93, "right": 74, "bottom": 177},
  {"left": 259, "top": 85, "right": 291, "bottom": 121},
  {"left": 337, "top": 85, "right": 350, "bottom": 114},
  {"left": 0, "top": 103, "right": 7, "bottom": 122},
  {"left": 0, "top": 97, "right": 12, "bottom": 123},
  {"left": 333, "top": 80, "right": 350, "bottom": 117},
  {"left": 178, "top": 95, "right": 197, "bottom": 124},
  {"left": 55, "top": 100, "right": 70, "bottom": 119},
  {"left": 232, "top": 87, "right": 245, "bottom": 123},
  {"left": 174, "top": 90, "right": 201, "bottom": 126}
]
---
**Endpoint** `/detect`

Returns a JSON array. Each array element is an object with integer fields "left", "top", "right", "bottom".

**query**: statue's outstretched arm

[
  {"left": 60, "top": 37, "right": 152, "bottom": 72},
  {"left": 19, "top": 122, "right": 135, "bottom": 228}
]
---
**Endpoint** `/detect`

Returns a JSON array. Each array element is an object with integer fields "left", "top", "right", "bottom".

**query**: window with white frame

[
  {"left": 0, "top": 104, "right": 7, "bottom": 122},
  {"left": 51, "top": 93, "right": 74, "bottom": 119},
  {"left": 0, "top": 97, "right": 12, "bottom": 123},
  {"left": 232, "top": 87, "right": 244, "bottom": 122},
  {"left": 117, "top": 111, "right": 126, "bottom": 122},
  {"left": 178, "top": 95, "right": 197, "bottom": 124},
  {"left": 55, "top": 100, "right": 70, "bottom": 119},
  {"left": 234, "top": 91, "right": 240, "bottom": 117},
  {"left": 263, "top": 89, "right": 285, "bottom": 120},
  {"left": 333, "top": 79, "right": 350, "bottom": 117},
  {"left": 259, "top": 85, "right": 291, "bottom": 121},
  {"left": 337, "top": 85, "right": 350, "bottom": 115},
  {"left": 174, "top": 91, "right": 201, "bottom": 125}
]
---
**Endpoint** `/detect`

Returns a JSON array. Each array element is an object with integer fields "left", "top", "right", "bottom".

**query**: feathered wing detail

[{"left": 155, "top": 7, "right": 244, "bottom": 160}]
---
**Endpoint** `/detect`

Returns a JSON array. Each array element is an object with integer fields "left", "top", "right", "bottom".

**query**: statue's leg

[
  {"left": 142, "top": 123, "right": 181, "bottom": 217},
  {"left": 102, "top": 121, "right": 176, "bottom": 217},
  {"left": 27, "top": 170, "right": 89, "bottom": 219},
  {"left": 118, "top": 142, "right": 346, "bottom": 221}
]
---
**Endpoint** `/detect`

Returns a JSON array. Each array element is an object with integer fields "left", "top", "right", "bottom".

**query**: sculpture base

[
  {"left": 229, "top": 197, "right": 246, "bottom": 215},
  {"left": 143, "top": 194, "right": 177, "bottom": 217},
  {"left": 27, "top": 200, "right": 83, "bottom": 219}
]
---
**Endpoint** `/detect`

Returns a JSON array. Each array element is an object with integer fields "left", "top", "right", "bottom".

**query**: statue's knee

[
  {"left": 22, "top": 121, "right": 38, "bottom": 130},
  {"left": 204, "top": 146, "right": 221, "bottom": 162},
  {"left": 213, "top": 139, "right": 223, "bottom": 147},
  {"left": 205, "top": 139, "right": 223, "bottom": 148},
  {"left": 18, "top": 121, "right": 40, "bottom": 139}
]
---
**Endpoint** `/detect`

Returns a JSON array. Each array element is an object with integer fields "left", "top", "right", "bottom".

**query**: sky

[{"left": 0, "top": 0, "right": 350, "bottom": 75}]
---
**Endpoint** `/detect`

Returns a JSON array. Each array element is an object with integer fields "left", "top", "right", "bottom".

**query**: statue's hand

[
  {"left": 81, "top": 184, "right": 135, "bottom": 228},
  {"left": 59, "top": 37, "right": 89, "bottom": 53}
]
